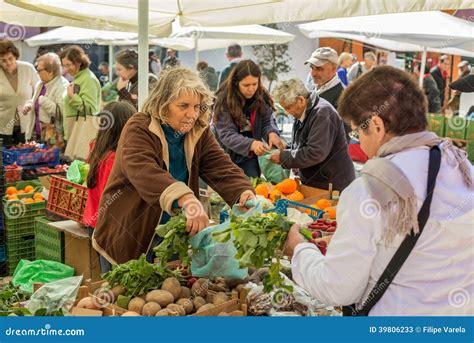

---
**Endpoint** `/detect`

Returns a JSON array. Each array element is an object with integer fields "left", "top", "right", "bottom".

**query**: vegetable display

[
  {"left": 154, "top": 214, "right": 191, "bottom": 267},
  {"left": 102, "top": 255, "right": 183, "bottom": 297},
  {"left": 212, "top": 213, "right": 293, "bottom": 292}
]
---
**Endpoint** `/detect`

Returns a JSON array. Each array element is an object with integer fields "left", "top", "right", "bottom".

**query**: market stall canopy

[
  {"left": 24, "top": 26, "right": 142, "bottom": 47},
  {"left": 0, "top": 0, "right": 99, "bottom": 28},
  {"left": 7, "top": 0, "right": 474, "bottom": 36},
  {"left": 298, "top": 11, "right": 474, "bottom": 52},
  {"left": 25, "top": 24, "right": 295, "bottom": 51},
  {"left": 307, "top": 30, "right": 474, "bottom": 58}
]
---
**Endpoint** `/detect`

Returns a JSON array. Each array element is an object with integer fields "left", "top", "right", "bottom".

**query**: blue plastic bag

[
  {"left": 258, "top": 149, "right": 290, "bottom": 184},
  {"left": 190, "top": 201, "right": 262, "bottom": 279}
]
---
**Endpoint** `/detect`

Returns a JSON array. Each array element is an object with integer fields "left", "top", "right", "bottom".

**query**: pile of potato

[{"left": 119, "top": 277, "right": 243, "bottom": 316}]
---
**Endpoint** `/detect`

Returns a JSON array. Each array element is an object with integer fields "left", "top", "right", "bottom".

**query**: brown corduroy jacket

[{"left": 92, "top": 112, "right": 253, "bottom": 264}]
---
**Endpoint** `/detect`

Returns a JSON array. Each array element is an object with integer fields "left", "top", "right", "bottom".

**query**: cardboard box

[
  {"left": 48, "top": 220, "right": 101, "bottom": 282},
  {"left": 71, "top": 307, "right": 103, "bottom": 316}
]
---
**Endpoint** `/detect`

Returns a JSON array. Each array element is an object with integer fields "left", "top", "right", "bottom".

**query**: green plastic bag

[
  {"left": 12, "top": 259, "right": 75, "bottom": 293},
  {"left": 190, "top": 201, "right": 262, "bottom": 279},
  {"left": 258, "top": 149, "right": 290, "bottom": 184},
  {"left": 66, "top": 160, "right": 90, "bottom": 185}
]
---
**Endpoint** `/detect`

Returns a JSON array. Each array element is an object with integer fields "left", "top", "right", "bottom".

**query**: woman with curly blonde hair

[{"left": 92, "top": 67, "right": 254, "bottom": 267}]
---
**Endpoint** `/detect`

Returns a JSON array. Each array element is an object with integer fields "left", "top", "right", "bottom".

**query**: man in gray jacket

[{"left": 270, "top": 78, "right": 355, "bottom": 191}]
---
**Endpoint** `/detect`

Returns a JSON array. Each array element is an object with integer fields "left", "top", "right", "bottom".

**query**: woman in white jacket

[
  {"left": 0, "top": 40, "right": 38, "bottom": 146},
  {"left": 22, "top": 53, "right": 68, "bottom": 147},
  {"left": 285, "top": 66, "right": 473, "bottom": 316}
]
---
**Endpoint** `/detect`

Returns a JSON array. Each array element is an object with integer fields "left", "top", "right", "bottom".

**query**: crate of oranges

[{"left": 3, "top": 182, "right": 46, "bottom": 238}]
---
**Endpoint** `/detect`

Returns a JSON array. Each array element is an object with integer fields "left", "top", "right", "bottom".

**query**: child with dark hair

[{"left": 84, "top": 101, "right": 136, "bottom": 272}]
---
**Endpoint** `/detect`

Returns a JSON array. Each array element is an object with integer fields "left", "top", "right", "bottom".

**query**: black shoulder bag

[{"left": 343, "top": 145, "right": 441, "bottom": 316}]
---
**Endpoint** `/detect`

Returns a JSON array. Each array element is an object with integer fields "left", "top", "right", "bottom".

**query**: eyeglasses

[
  {"left": 36, "top": 67, "right": 46, "bottom": 73},
  {"left": 349, "top": 116, "right": 376, "bottom": 142},
  {"left": 62, "top": 63, "right": 73, "bottom": 68},
  {"left": 348, "top": 128, "right": 361, "bottom": 142}
]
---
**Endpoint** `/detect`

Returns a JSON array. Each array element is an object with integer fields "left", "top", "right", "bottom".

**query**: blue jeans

[{"left": 86, "top": 227, "right": 113, "bottom": 273}]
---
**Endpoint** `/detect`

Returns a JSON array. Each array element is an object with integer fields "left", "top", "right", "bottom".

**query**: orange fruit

[
  {"left": 255, "top": 184, "right": 269, "bottom": 199},
  {"left": 306, "top": 204, "right": 321, "bottom": 214},
  {"left": 325, "top": 207, "right": 337, "bottom": 219},
  {"left": 286, "top": 190, "right": 304, "bottom": 202},
  {"left": 22, "top": 198, "right": 34, "bottom": 204},
  {"left": 269, "top": 189, "right": 283, "bottom": 203},
  {"left": 34, "top": 198, "right": 45, "bottom": 203},
  {"left": 24, "top": 185, "right": 34, "bottom": 193},
  {"left": 6, "top": 187, "right": 18, "bottom": 195},
  {"left": 33, "top": 192, "right": 43, "bottom": 199},
  {"left": 17, "top": 190, "right": 25, "bottom": 194},
  {"left": 7, "top": 195, "right": 18, "bottom": 201},
  {"left": 275, "top": 179, "right": 298, "bottom": 195},
  {"left": 316, "top": 199, "right": 332, "bottom": 210}
]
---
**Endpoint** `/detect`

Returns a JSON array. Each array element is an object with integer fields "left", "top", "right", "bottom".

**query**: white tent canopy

[
  {"left": 25, "top": 24, "right": 294, "bottom": 51},
  {"left": 0, "top": 0, "right": 101, "bottom": 29},
  {"left": 7, "top": 0, "right": 474, "bottom": 36},
  {"left": 307, "top": 30, "right": 474, "bottom": 58},
  {"left": 10, "top": 0, "right": 472, "bottom": 108},
  {"left": 299, "top": 11, "right": 474, "bottom": 51},
  {"left": 25, "top": 26, "right": 142, "bottom": 47}
]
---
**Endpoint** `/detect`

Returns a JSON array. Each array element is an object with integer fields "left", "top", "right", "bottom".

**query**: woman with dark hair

[
  {"left": 60, "top": 45, "right": 101, "bottom": 159},
  {"left": 0, "top": 39, "right": 39, "bottom": 146},
  {"left": 285, "top": 66, "right": 473, "bottom": 316},
  {"left": 115, "top": 49, "right": 158, "bottom": 109},
  {"left": 213, "top": 59, "right": 284, "bottom": 176}
]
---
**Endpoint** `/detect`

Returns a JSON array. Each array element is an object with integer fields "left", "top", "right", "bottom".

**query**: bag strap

[{"left": 352, "top": 145, "right": 441, "bottom": 316}]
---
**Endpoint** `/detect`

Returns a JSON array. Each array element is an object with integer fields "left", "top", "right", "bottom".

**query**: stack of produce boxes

[
  {"left": 3, "top": 180, "right": 46, "bottom": 274},
  {"left": 0, "top": 139, "right": 6, "bottom": 276},
  {"left": 466, "top": 120, "right": 474, "bottom": 164}
]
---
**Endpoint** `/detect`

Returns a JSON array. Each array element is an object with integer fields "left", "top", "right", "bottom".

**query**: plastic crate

[
  {"left": 0, "top": 261, "right": 6, "bottom": 276},
  {"left": 4, "top": 180, "right": 43, "bottom": 200},
  {"left": 0, "top": 243, "right": 5, "bottom": 262},
  {"left": 466, "top": 141, "right": 474, "bottom": 164},
  {"left": 34, "top": 217, "right": 64, "bottom": 263},
  {"left": 466, "top": 120, "right": 474, "bottom": 142},
  {"left": 3, "top": 147, "right": 60, "bottom": 166},
  {"left": 6, "top": 235, "right": 35, "bottom": 273},
  {"left": 219, "top": 199, "right": 324, "bottom": 223},
  {"left": 427, "top": 114, "right": 446, "bottom": 137},
  {"left": 3, "top": 165, "right": 22, "bottom": 183},
  {"left": 3, "top": 198, "right": 46, "bottom": 239},
  {"left": 47, "top": 176, "right": 88, "bottom": 224},
  {"left": 445, "top": 117, "right": 467, "bottom": 140}
]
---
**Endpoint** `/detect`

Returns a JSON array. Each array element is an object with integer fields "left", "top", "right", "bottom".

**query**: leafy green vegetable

[
  {"left": 154, "top": 214, "right": 191, "bottom": 267},
  {"left": 0, "top": 283, "right": 30, "bottom": 311},
  {"left": 102, "top": 254, "right": 183, "bottom": 297},
  {"left": 213, "top": 212, "right": 293, "bottom": 292}
]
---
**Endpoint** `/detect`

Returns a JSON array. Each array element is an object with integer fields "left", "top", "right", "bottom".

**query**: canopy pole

[
  {"left": 138, "top": 0, "right": 149, "bottom": 111},
  {"left": 419, "top": 46, "right": 427, "bottom": 88},
  {"left": 108, "top": 45, "right": 113, "bottom": 82}
]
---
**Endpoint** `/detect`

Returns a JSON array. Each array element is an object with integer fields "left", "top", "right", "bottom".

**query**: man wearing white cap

[
  {"left": 305, "top": 47, "right": 345, "bottom": 110},
  {"left": 305, "top": 47, "right": 349, "bottom": 139}
]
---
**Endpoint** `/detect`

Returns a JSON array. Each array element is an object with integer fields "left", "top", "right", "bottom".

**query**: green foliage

[
  {"left": 213, "top": 212, "right": 293, "bottom": 292},
  {"left": 102, "top": 255, "right": 183, "bottom": 297},
  {"left": 154, "top": 214, "right": 191, "bottom": 267},
  {"left": 253, "top": 23, "right": 292, "bottom": 90}
]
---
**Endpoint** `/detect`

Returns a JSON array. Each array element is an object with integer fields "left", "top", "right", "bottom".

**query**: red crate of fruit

[
  {"left": 46, "top": 176, "right": 88, "bottom": 224},
  {"left": 4, "top": 164, "right": 23, "bottom": 183}
]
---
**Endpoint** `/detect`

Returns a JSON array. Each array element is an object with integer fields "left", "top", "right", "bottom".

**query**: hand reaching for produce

[
  {"left": 283, "top": 224, "right": 304, "bottom": 258},
  {"left": 179, "top": 194, "right": 209, "bottom": 236},
  {"left": 269, "top": 151, "right": 281, "bottom": 165},
  {"left": 238, "top": 190, "right": 256, "bottom": 208},
  {"left": 268, "top": 132, "right": 285, "bottom": 150},
  {"left": 251, "top": 140, "right": 270, "bottom": 156}
]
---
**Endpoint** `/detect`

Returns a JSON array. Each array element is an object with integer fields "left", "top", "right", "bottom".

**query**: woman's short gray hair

[
  {"left": 37, "top": 52, "right": 61, "bottom": 77},
  {"left": 272, "top": 78, "right": 310, "bottom": 106}
]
